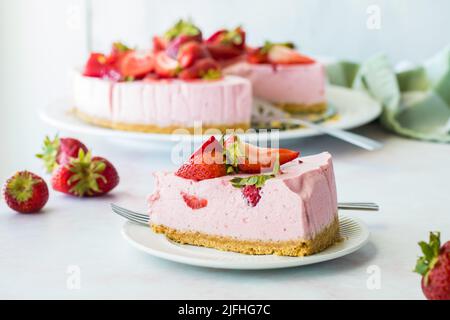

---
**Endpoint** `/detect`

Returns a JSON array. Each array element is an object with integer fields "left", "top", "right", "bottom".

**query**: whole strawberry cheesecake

[
  {"left": 225, "top": 42, "right": 327, "bottom": 113},
  {"left": 148, "top": 135, "right": 339, "bottom": 256},
  {"left": 73, "top": 21, "right": 252, "bottom": 133}
]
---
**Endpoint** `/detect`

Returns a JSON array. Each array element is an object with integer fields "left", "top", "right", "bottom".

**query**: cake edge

[
  {"left": 275, "top": 102, "right": 327, "bottom": 114},
  {"left": 151, "top": 215, "right": 340, "bottom": 257},
  {"left": 75, "top": 109, "right": 250, "bottom": 134}
]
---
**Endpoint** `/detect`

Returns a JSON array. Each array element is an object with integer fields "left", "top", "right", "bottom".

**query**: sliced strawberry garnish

[
  {"left": 246, "top": 47, "right": 268, "bottom": 64},
  {"left": 83, "top": 52, "right": 122, "bottom": 81},
  {"left": 177, "top": 41, "right": 210, "bottom": 68},
  {"left": 166, "top": 34, "right": 202, "bottom": 59},
  {"left": 181, "top": 192, "right": 208, "bottom": 209},
  {"left": 224, "top": 135, "right": 299, "bottom": 173},
  {"left": 153, "top": 36, "right": 168, "bottom": 53},
  {"left": 175, "top": 136, "right": 226, "bottom": 181},
  {"left": 205, "top": 27, "right": 246, "bottom": 60},
  {"left": 119, "top": 50, "right": 154, "bottom": 78},
  {"left": 83, "top": 53, "right": 108, "bottom": 77},
  {"left": 206, "top": 43, "right": 243, "bottom": 60},
  {"left": 84, "top": 42, "right": 133, "bottom": 79},
  {"left": 206, "top": 27, "right": 246, "bottom": 49},
  {"left": 206, "top": 29, "right": 227, "bottom": 43},
  {"left": 154, "top": 51, "right": 180, "bottom": 78},
  {"left": 267, "top": 45, "right": 315, "bottom": 65},
  {"left": 178, "top": 58, "right": 221, "bottom": 80},
  {"left": 106, "top": 42, "right": 131, "bottom": 66}
]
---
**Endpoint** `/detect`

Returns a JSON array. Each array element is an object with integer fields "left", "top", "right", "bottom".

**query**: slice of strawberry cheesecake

[
  {"left": 148, "top": 135, "right": 339, "bottom": 256},
  {"left": 73, "top": 21, "right": 252, "bottom": 133},
  {"left": 225, "top": 42, "right": 327, "bottom": 113}
]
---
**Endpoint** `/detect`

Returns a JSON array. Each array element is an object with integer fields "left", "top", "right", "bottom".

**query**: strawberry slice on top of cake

[{"left": 148, "top": 135, "right": 339, "bottom": 257}]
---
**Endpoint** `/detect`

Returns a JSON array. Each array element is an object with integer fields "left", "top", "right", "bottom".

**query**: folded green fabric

[{"left": 326, "top": 46, "right": 450, "bottom": 142}]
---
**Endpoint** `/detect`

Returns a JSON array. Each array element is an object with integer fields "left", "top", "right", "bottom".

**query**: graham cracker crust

[
  {"left": 275, "top": 102, "right": 327, "bottom": 114},
  {"left": 75, "top": 109, "right": 250, "bottom": 134},
  {"left": 151, "top": 216, "right": 340, "bottom": 257}
]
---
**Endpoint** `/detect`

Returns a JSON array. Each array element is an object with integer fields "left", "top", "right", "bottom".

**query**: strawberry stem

[
  {"left": 414, "top": 232, "right": 441, "bottom": 285},
  {"left": 36, "top": 135, "right": 60, "bottom": 173}
]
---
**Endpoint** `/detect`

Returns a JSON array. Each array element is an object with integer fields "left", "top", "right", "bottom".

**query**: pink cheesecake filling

[
  {"left": 148, "top": 152, "right": 337, "bottom": 242},
  {"left": 72, "top": 71, "right": 252, "bottom": 127},
  {"left": 224, "top": 61, "right": 326, "bottom": 105}
]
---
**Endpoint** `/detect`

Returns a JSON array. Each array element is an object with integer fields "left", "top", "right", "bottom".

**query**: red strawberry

[
  {"left": 175, "top": 136, "right": 226, "bottom": 181},
  {"left": 83, "top": 52, "right": 122, "bottom": 81},
  {"left": 242, "top": 185, "right": 261, "bottom": 207},
  {"left": 83, "top": 53, "right": 109, "bottom": 77},
  {"left": 106, "top": 42, "right": 131, "bottom": 66},
  {"left": 224, "top": 135, "right": 299, "bottom": 173},
  {"left": 154, "top": 51, "right": 180, "bottom": 78},
  {"left": 36, "top": 135, "right": 88, "bottom": 173},
  {"left": 206, "top": 43, "right": 243, "bottom": 61},
  {"left": 51, "top": 150, "right": 119, "bottom": 197},
  {"left": 164, "top": 20, "right": 202, "bottom": 43},
  {"left": 206, "top": 27, "right": 246, "bottom": 49},
  {"left": 153, "top": 36, "right": 168, "bottom": 53},
  {"left": 177, "top": 41, "right": 210, "bottom": 68},
  {"left": 119, "top": 50, "right": 154, "bottom": 78},
  {"left": 267, "top": 45, "right": 315, "bottom": 65},
  {"left": 166, "top": 34, "right": 202, "bottom": 59},
  {"left": 246, "top": 47, "right": 269, "bottom": 64},
  {"left": 2, "top": 171, "right": 49, "bottom": 213},
  {"left": 178, "top": 58, "right": 221, "bottom": 80},
  {"left": 181, "top": 192, "right": 208, "bottom": 209},
  {"left": 415, "top": 232, "right": 450, "bottom": 300}
]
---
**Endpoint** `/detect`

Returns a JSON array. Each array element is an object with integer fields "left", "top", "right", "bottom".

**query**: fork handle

[
  {"left": 283, "top": 118, "right": 383, "bottom": 151},
  {"left": 338, "top": 202, "right": 379, "bottom": 211}
]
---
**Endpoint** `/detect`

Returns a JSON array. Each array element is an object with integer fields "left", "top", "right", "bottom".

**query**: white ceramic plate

[
  {"left": 122, "top": 216, "right": 369, "bottom": 270},
  {"left": 40, "top": 85, "right": 381, "bottom": 146}
]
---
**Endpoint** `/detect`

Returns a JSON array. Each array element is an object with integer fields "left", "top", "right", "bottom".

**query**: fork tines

[{"left": 111, "top": 203, "right": 149, "bottom": 225}]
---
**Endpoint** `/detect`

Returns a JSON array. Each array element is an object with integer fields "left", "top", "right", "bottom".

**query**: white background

[{"left": 1, "top": 0, "right": 450, "bottom": 299}]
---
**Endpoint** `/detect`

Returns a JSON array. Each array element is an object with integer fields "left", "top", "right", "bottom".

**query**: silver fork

[
  {"left": 111, "top": 202, "right": 379, "bottom": 226},
  {"left": 252, "top": 99, "right": 383, "bottom": 151}
]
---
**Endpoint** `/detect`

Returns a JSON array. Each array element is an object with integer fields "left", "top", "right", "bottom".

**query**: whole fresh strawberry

[
  {"left": 2, "top": 171, "right": 49, "bottom": 213},
  {"left": 51, "top": 150, "right": 119, "bottom": 197},
  {"left": 36, "top": 135, "right": 88, "bottom": 173},
  {"left": 415, "top": 232, "right": 450, "bottom": 300}
]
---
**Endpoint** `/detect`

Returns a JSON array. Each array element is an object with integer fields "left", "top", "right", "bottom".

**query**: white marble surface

[{"left": 1, "top": 124, "right": 449, "bottom": 299}]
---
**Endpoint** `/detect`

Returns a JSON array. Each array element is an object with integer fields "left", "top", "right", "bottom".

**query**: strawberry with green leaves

[
  {"left": 36, "top": 135, "right": 88, "bottom": 173},
  {"left": 157, "top": 19, "right": 203, "bottom": 58},
  {"left": 415, "top": 232, "right": 450, "bottom": 300},
  {"left": 2, "top": 171, "right": 49, "bottom": 213},
  {"left": 206, "top": 27, "right": 246, "bottom": 60},
  {"left": 51, "top": 149, "right": 119, "bottom": 197}
]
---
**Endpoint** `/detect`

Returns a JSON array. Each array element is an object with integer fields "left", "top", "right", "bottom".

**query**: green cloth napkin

[{"left": 326, "top": 46, "right": 450, "bottom": 142}]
